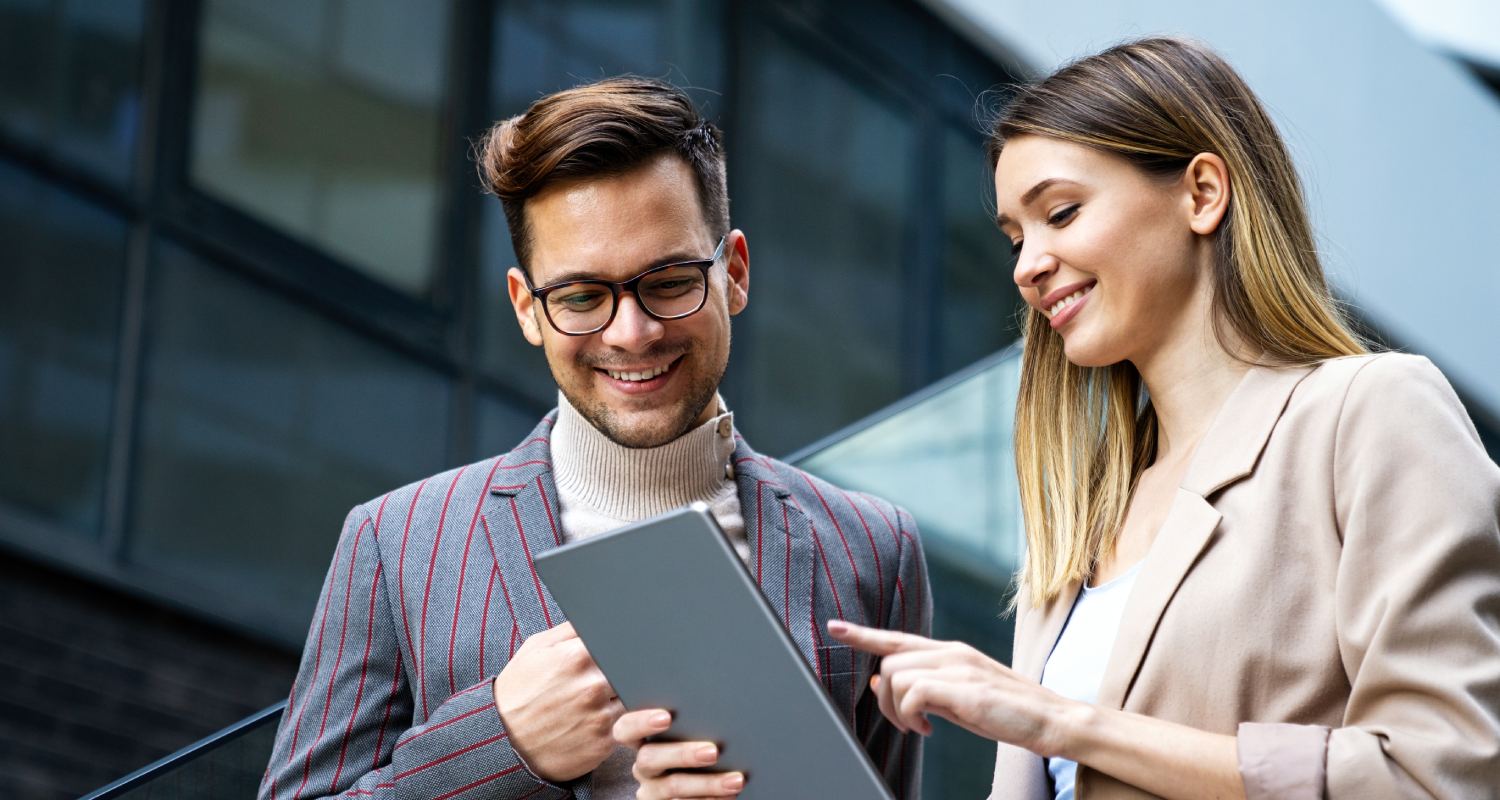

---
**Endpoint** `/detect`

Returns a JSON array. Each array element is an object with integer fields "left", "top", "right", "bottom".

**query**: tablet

[{"left": 534, "top": 503, "right": 895, "bottom": 800}]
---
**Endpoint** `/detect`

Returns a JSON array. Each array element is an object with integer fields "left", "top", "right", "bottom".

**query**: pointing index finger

[{"left": 826, "top": 620, "right": 930, "bottom": 655}]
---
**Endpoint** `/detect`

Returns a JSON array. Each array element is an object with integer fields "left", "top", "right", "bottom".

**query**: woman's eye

[
  {"left": 1009, "top": 240, "right": 1023, "bottom": 256},
  {"left": 1048, "top": 204, "right": 1079, "bottom": 225}
]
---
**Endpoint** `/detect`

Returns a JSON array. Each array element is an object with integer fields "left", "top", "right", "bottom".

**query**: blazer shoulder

[{"left": 756, "top": 456, "right": 917, "bottom": 546}]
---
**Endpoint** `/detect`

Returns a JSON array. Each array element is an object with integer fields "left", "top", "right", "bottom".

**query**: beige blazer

[{"left": 991, "top": 353, "right": 1500, "bottom": 800}]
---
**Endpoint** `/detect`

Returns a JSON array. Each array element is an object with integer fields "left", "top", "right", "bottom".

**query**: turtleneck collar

[{"left": 549, "top": 391, "right": 737, "bottom": 522}]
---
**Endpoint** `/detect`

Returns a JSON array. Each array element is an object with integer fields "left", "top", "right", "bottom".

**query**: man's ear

[
  {"left": 724, "top": 229, "right": 750, "bottom": 315},
  {"left": 506, "top": 267, "right": 545, "bottom": 347},
  {"left": 1184, "top": 152, "right": 1231, "bottom": 236}
]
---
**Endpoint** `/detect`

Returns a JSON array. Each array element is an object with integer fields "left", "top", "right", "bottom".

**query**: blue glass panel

[
  {"left": 0, "top": 0, "right": 145, "bottom": 185},
  {"left": 0, "top": 159, "right": 125, "bottom": 536},
  {"left": 130, "top": 244, "right": 451, "bottom": 642}
]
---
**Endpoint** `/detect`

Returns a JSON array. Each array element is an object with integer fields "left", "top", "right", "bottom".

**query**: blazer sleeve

[
  {"left": 1237, "top": 354, "right": 1500, "bottom": 799},
  {"left": 865, "top": 506, "right": 933, "bottom": 800},
  {"left": 259, "top": 506, "right": 571, "bottom": 800}
]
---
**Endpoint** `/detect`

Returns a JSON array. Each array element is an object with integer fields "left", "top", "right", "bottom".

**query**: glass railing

[{"left": 86, "top": 345, "right": 1026, "bottom": 799}]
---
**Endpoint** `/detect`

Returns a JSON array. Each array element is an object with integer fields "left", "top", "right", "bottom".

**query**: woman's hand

[{"left": 826, "top": 619, "right": 1079, "bottom": 757}]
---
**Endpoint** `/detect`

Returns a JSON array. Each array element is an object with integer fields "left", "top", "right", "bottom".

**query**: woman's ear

[{"left": 1184, "top": 152, "right": 1231, "bottom": 236}]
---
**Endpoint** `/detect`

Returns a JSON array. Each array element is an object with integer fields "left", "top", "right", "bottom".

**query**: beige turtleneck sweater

[{"left": 548, "top": 392, "right": 746, "bottom": 798}]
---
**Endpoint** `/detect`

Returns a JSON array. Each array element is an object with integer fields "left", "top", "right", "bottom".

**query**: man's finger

[
  {"left": 634, "top": 740, "right": 721, "bottom": 776},
  {"left": 613, "top": 708, "right": 672, "bottom": 748},
  {"left": 826, "top": 619, "right": 931, "bottom": 655}
]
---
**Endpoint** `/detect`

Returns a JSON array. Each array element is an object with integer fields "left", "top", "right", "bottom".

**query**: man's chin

[{"left": 580, "top": 402, "right": 702, "bottom": 449}]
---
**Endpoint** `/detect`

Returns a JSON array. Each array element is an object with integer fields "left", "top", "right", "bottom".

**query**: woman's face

[{"left": 995, "top": 135, "right": 1217, "bottom": 369}]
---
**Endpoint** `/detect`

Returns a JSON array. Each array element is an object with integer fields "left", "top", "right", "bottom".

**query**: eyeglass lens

[{"left": 545, "top": 265, "right": 708, "bottom": 334}]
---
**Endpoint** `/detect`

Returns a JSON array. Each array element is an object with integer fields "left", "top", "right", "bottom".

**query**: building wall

[{"left": 925, "top": 0, "right": 1500, "bottom": 429}]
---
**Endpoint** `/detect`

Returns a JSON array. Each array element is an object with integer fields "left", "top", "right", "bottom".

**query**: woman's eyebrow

[{"left": 996, "top": 177, "right": 1082, "bottom": 227}]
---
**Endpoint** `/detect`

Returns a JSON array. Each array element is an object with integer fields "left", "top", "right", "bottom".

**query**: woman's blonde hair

[{"left": 991, "top": 37, "right": 1366, "bottom": 607}]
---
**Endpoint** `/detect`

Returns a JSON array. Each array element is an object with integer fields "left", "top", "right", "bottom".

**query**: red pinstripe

[
  {"left": 288, "top": 516, "right": 347, "bottom": 794},
  {"left": 894, "top": 577, "right": 908, "bottom": 635},
  {"left": 798, "top": 503, "right": 849, "bottom": 623},
  {"left": 754, "top": 482, "right": 765, "bottom": 584},
  {"left": 497, "top": 460, "right": 549, "bottom": 470},
  {"left": 371, "top": 658, "right": 403, "bottom": 769},
  {"left": 394, "top": 697, "right": 492, "bottom": 751},
  {"left": 431, "top": 765, "right": 523, "bottom": 800},
  {"left": 478, "top": 565, "right": 497, "bottom": 676},
  {"left": 510, "top": 496, "right": 554, "bottom": 627},
  {"left": 478, "top": 514, "right": 522, "bottom": 660},
  {"left": 840, "top": 490, "right": 885, "bottom": 616},
  {"left": 317, "top": 518, "right": 370, "bottom": 743},
  {"left": 781, "top": 501, "right": 793, "bottom": 632},
  {"left": 455, "top": 457, "right": 506, "bottom": 686},
  {"left": 535, "top": 477, "right": 562, "bottom": 546},
  {"left": 489, "top": 483, "right": 529, "bottom": 492},
  {"left": 394, "top": 731, "right": 508, "bottom": 780},
  {"left": 419, "top": 466, "right": 469, "bottom": 718},
  {"left": 395, "top": 479, "right": 431, "bottom": 711},
  {"left": 331, "top": 561, "right": 384, "bottom": 790},
  {"left": 801, "top": 475, "right": 865, "bottom": 624},
  {"left": 508, "top": 623, "right": 519, "bottom": 661}
]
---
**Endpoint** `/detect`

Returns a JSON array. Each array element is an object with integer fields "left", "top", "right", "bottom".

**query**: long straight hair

[{"left": 992, "top": 37, "right": 1367, "bottom": 607}]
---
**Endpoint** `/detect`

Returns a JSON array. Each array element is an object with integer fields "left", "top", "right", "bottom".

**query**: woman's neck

[{"left": 1132, "top": 315, "right": 1251, "bottom": 467}]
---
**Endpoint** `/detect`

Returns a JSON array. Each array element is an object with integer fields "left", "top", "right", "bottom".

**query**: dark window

[
  {"left": 129, "top": 242, "right": 451, "bottom": 639},
  {"left": 0, "top": 0, "right": 145, "bottom": 185},
  {"left": 189, "top": 0, "right": 452, "bottom": 298},
  {"left": 0, "top": 161, "right": 125, "bottom": 537}
]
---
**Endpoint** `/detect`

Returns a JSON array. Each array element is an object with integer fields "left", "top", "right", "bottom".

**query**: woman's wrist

[{"left": 1042, "top": 696, "right": 1099, "bottom": 761}]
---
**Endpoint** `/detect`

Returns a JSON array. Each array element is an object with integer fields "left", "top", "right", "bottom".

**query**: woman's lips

[{"left": 1048, "top": 288, "right": 1091, "bottom": 330}]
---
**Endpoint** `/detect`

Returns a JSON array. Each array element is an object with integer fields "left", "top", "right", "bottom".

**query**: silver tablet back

[{"left": 534, "top": 504, "right": 896, "bottom": 800}]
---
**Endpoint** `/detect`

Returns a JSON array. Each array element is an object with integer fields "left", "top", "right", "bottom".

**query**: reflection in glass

[
  {"left": 0, "top": 160, "right": 125, "bottom": 537},
  {"left": 190, "top": 0, "right": 449, "bottom": 296},
  {"left": 798, "top": 348, "right": 1024, "bottom": 800},
  {"left": 731, "top": 27, "right": 915, "bottom": 456},
  {"left": 130, "top": 243, "right": 450, "bottom": 642},
  {"left": 939, "top": 126, "right": 1022, "bottom": 376},
  {"left": 0, "top": 0, "right": 145, "bottom": 185}
]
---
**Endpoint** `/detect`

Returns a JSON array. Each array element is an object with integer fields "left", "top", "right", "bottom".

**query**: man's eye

[
  {"left": 1048, "top": 204, "right": 1079, "bottom": 225},
  {"left": 555, "top": 290, "right": 606, "bottom": 310}
]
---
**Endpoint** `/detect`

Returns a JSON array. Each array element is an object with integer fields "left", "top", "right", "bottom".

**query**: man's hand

[
  {"left": 613, "top": 709, "right": 745, "bottom": 799},
  {"left": 493, "top": 622, "right": 624, "bottom": 782}
]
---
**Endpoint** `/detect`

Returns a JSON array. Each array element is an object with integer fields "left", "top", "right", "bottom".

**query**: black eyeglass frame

[{"left": 526, "top": 236, "right": 728, "bottom": 336}]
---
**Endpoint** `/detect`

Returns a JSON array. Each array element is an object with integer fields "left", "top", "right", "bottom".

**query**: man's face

[{"left": 506, "top": 154, "right": 750, "bottom": 448}]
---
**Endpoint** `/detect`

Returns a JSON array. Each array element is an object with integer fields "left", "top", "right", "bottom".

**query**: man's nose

[{"left": 599, "top": 293, "right": 666, "bottom": 350}]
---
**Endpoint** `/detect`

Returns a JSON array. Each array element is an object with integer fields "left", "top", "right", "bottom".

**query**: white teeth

[
  {"left": 606, "top": 362, "right": 671, "bottom": 382},
  {"left": 1047, "top": 287, "right": 1091, "bottom": 318}
]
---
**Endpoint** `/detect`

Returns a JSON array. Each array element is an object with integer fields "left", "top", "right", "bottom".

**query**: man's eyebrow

[
  {"left": 538, "top": 251, "right": 704, "bottom": 286},
  {"left": 995, "top": 177, "right": 1079, "bottom": 228}
]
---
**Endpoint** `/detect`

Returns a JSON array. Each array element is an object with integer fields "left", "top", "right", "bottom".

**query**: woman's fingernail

[
  {"left": 650, "top": 711, "right": 671, "bottom": 728},
  {"left": 828, "top": 620, "right": 847, "bottom": 634},
  {"left": 870, "top": 674, "right": 881, "bottom": 690},
  {"left": 696, "top": 744, "right": 717, "bottom": 763},
  {"left": 723, "top": 773, "right": 745, "bottom": 790}
]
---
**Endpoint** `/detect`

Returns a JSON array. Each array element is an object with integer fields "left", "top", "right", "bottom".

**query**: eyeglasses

[{"left": 526, "top": 237, "right": 727, "bottom": 336}]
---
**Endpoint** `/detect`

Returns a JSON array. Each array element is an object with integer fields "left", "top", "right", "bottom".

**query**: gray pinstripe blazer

[{"left": 260, "top": 411, "right": 932, "bottom": 800}]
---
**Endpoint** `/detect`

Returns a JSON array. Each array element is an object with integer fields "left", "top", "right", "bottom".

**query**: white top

[{"left": 1038, "top": 562, "right": 1143, "bottom": 800}]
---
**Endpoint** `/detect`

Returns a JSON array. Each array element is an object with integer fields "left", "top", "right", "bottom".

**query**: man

[{"left": 260, "top": 77, "right": 930, "bottom": 800}]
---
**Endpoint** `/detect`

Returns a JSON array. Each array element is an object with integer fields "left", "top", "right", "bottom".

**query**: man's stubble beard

[{"left": 550, "top": 338, "right": 729, "bottom": 449}]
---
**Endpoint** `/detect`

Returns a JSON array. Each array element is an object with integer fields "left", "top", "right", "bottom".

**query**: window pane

[
  {"left": 938, "top": 126, "right": 1020, "bottom": 375},
  {"left": 130, "top": 243, "right": 451, "bottom": 642},
  {"left": 190, "top": 0, "right": 449, "bottom": 297},
  {"left": 478, "top": 0, "right": 725, "bottom": 406},
  {"left": 476, "top": 390, "right": 543, "bottom": 458},
  {"left": 0, "top": 160, "right": 125, "bottom": 536},
  {"left": 728, "top": 27, "right": 916, "bottom": 455},
  {"left": 0, "top": 0, "right": 145, "bottom": 185}
]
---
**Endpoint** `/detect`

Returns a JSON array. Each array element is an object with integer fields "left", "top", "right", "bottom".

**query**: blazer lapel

[
  {"left": 480, "top": 414, "right": 567, "bottom": 640},
  {"left": 733, "top": 440, "right": 819, "bottom": 672},
  {"left": 1013, "top": 581, "right": 1082, "bottom": 681},
  {"left": 1095, "top": 364, "right": 1313, "bottom": 709}
]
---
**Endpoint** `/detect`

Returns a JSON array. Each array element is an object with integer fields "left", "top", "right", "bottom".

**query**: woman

[{"left": 829, "top": 36, "right": 1500, "bottom": 799}]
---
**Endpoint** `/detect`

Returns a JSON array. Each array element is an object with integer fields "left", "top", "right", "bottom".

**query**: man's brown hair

[{"left": 475, "top": 76, "right": 729, "bottom": 275}]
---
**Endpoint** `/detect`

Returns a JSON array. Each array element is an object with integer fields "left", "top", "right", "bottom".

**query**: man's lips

[{"left": 592, "top": 355, "right": 685, "bottom": 395}]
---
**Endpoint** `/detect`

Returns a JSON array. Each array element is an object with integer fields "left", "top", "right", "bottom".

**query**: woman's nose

[{"left": 1013, "top": 246, "right": 1059, "bottom": 290}]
